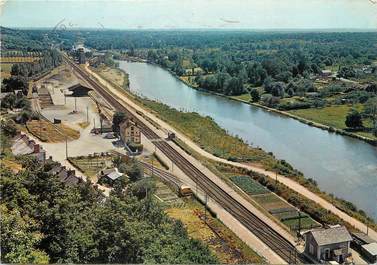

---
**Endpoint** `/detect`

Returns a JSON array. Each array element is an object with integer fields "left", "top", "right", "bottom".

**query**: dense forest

[
  {"left": 0, "top": 139, "right": 217, "bottom": 264},
  {"left": 3, "top": 27, "right": 377, "bottom": 94},
  {"left": 2, "top": 27, "right": 377, "bottom": 134}
]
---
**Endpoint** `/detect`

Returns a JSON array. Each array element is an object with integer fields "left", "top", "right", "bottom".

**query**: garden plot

[
  {"left": 69, "top": 154, "right": 113, "bottom": 181},
  {"left": 154, "top": 181, "right": 184, "bottom": 208},
  {"left": 230, "top": 175, "right": 321, "bottom": 232},
  {"left": 230, "top": 175, "right": 268, "bottom": 195}
]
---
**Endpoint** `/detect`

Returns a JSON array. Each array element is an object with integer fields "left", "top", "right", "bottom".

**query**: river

[{"left": 118, "top": 61, "right": 377, "bottom": 220}]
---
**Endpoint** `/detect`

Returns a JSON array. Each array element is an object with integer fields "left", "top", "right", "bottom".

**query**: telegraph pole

[
  {"left": 74, "top": 97, "right": 77, "bottom": 112},
  {"left": 86, "top": 106, "right": 89, "bottom": 123},
  {"left": 275, "top": 171, "right": 278, "bottom": 190},
  {"left": 204, "top": 193, "right": 208, "bottom": 224},
  {"left": 65, "top": 137, "right": 68, "bottom": 158}
]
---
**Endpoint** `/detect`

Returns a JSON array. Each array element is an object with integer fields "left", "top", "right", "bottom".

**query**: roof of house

[
  {"left": 309, "top": 226, "right": 352, "bottom": 246},
  {"left": 120, "top": 118, "right": 137, "bottom": 129},
  {"left": 101, "top": 168, "right": 123, "bottom": 180},
  {"left": 361, "top": 242, "right": 377, "bottom": 256}
]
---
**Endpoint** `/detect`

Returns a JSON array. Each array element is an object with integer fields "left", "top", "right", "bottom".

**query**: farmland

[
  {"left": 230, "top": 175, "right": 321, "bottom": 231},
  {"left": 0, "top": 56, "right": 40, "bottom": 63},
  {"left": 69, "top": 154, "right": 113, "bottom": 181}
]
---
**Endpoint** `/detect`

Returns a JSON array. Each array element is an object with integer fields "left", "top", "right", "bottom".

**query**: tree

[
  {"left": 345, "top": 109, "right": 363, "bottom": 128},
  {"left": 0, "top": 205, "right": 50, "bottom": 264},
  {"left": 119, "top": 160, "right": 144, "bottom": 182},
  {"left": 112, "top": 112, "right": 126, "bottom": 135},
  {"left": 364, "top": 97, "right": 377, "bottom": 135},
  {"left": 365, "top": 83, "right": 377, "bottom": 94},
  {"left": 250, "top": 88, "right": 260, "bottom": 102},
  {"left": 270, "top": 82, "right": 286, "bottom": 97},
  {"left": 338, "top": 66, "right": 356, "bottom": 79}
]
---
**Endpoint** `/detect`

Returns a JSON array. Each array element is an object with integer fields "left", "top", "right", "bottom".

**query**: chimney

[{"left": 69, "top": 170, "right": 76, "bottom": 177}]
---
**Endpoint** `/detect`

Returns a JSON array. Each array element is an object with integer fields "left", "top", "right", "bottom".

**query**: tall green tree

[{"left": 345, "top": 109, "right": 363, "bottom": 128}]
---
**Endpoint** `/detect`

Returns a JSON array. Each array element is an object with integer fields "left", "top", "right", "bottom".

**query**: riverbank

[
  {"left": 133, "top": 96, "right": 377, "bottom": 230},
  {"left": 138, "top": 59, "right": 377, "bottom": 146},
  {"left": 93, "top": 62, "right": 377, "bottom": 238}
]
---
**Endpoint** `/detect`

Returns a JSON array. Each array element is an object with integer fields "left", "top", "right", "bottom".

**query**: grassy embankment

[
  {"left": 289, "top": 104, "right": 376, "bottom": 140},
  {"left": 94, "top": 65, "right": 129, "bottom": 88},
  {"left": 231, "top": 94, "right": 377, "bottom": 141},
  {"left": 132, "top": 97, "right": 377, "bottom": 231},
  {"left": 166, "top": 200, "right": 264, "bottom": 264}
]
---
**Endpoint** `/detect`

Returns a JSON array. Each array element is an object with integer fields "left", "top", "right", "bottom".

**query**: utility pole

[
  {"left": 298, "top": 210, "right": 302, "bottom": 234},
  {"left": 93, "top": 118, "right": 96, "bottom": 130},
  {"left": 204, "top": 193, "right": 208, "bottom": 224},
  {"left": 275, "top": 171, "right": 278, "bottom": 190},
  {"left": 65, "top": 137, "right": 68, "bottom": 159},
  {"left": 74, "top": 97, "right": 77, "bottom": 112},
  {"left": 86, "top": 105, "right": 89, "bottom": 123}
]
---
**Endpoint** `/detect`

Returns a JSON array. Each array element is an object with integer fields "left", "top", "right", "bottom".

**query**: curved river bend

[{"left": 118, "top": 61, "right": 377, "bottom": 220}]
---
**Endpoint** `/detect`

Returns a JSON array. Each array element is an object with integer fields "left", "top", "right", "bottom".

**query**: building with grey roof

[{"left": 303, "top": 226, "right": 353, "bottom": 264}]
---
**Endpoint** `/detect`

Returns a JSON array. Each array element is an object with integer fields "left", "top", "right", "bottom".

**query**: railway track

[{"left": 64, "top": 56, "right": 304, "bottom": 263}]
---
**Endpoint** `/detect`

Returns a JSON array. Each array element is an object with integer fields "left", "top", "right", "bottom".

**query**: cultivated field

[
  {"left": 69, "top": 154, "right": 113, "bottom": 180},
  {"left": 231, "top": 175, "right": 321, "bottom": 231}
]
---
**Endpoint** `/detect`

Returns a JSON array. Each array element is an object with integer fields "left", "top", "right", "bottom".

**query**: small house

[
  {"left": 321, "top": 69, "right": 332, "bottom": 78},
  {"left": 99, "top": 168, "right": 123, "bottom": 185},
  {"left": 303, "top": 226, "right": 352, "bottom": 264},
  {"left": 120, "top": 118, "right": 141, "bottom": 144}
]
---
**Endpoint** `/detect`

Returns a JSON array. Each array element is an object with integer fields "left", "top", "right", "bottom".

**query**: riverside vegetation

[{"left": 132, "top": 96, "right": 377, "bottom": 231}]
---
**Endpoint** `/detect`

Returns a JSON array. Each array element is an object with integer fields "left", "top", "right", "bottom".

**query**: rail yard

[{"left": 63, "top": 55, "right": 304, "bottom": 263}]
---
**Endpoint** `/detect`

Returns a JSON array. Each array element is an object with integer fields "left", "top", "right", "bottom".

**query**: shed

[
  {"left": 99, "top": 168, "right": 123, "bottom": 183},
  {"left": 361, "top": 242, "right": 377, "bottom": 263},
  {"left": 303, "top": 226, "right": 352, "bottom": 263}
]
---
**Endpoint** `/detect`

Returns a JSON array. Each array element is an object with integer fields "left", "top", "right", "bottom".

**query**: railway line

[{"left": 64, "top": 56, "right": 304, "bottom": 263}]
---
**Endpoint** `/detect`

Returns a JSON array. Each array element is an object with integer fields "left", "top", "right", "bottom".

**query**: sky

[{"left": 1, "top": 0, "right": 377, "bottom": 30}]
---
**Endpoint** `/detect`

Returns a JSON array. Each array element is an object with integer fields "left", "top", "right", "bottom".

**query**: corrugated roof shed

[{"left": 362, "top": 242, "right": 377, "bottom": 256}]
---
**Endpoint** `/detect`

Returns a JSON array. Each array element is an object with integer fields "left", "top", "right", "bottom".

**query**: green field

[
  {"left": 230, "top": 93, "right": 251, "bottom": 102},
  {"left": 282, "top": 216, "right": 321, "bottom": 230},
  {"left": 230, "top": 176, "right": 268, "bottom": 195},
  {"left": 137, "top": 98, "right": 279, "bottom": 167},
  {"left": 289, "top": 104, "right": 376, "bottom": 140}
]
